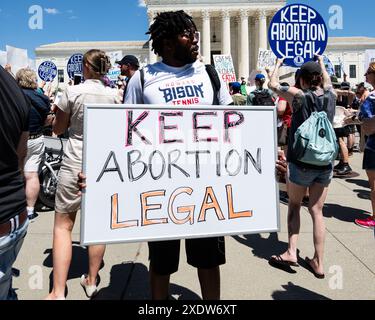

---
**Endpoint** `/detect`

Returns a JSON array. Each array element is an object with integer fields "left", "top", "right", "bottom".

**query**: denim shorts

[
  {"left": 0, "top": 218, "right": 29, "bottom": 300},
  {"left": 288, "top": 162, "right": 333, "bottom": 187}
]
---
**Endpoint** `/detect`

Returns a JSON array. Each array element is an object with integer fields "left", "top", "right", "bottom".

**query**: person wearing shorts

[
  {"left": 354, "top": 62, "right": 375, "bottom": 229},
  {"left": 16, "top": 68, "right": 51, "bottom": 220},
  {"left": 268, "top": 57, "right": 336, "bottom": 279},
  {"left": 46, "top": 50, "right": 120, "bottom": 300},
  {"left": 125, "top": 11, "right": 232, "bottom": 300}
]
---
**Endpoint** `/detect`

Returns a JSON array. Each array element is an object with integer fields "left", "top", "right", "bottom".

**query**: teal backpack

[{"left": 293, "top": 92, "right": 339, "bottom": 166}]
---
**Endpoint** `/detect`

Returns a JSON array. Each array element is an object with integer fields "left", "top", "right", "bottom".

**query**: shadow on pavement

[
  {"left": 43, "top": 242, "right": 89, "bottom": 293},
  {"left": 271, "top": 281, "right": 330, "bottom": 300},
  {"left": 345, "top": 178, "right": 370, "bottom": 189},
  {"left": 323, "top": 203, "right": 370, "bottom": 223},
  {"left": 94, "top": 262, "right": 201, "bottom": 300},
  {"left": 232, "top": 233, "right": 287, "bottom": 261}
]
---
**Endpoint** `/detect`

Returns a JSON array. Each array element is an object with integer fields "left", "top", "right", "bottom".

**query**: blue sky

[{"left": 0, "top": 0, "right": 373, "bottom": 58}]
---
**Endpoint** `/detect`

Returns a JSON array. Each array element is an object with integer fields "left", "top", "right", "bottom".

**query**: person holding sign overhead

[
  {"left": 125, "top": 10, "right": 233, "bottom": 300},
  {"left": 267, "top": 56, "right": 337, "bottom": 279},
  {"left": 46, "top": 50, "right": 120, "bottom": 300}
]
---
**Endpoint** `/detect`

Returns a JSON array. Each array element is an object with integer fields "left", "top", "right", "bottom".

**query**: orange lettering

[
  {"left": 226, "top": 185, "right": 252, "bottom": 219},
  {"left": 168, "top": 187, "right": 195, "bottom": 225},
  {"left": 198, "top": 187, "right": 225, "bottom": 222},
  {"left": 111, "top": 194, "right": 139, "bottom": 229},
  {"left": 141, "top": 190, "right": 168, "bottom": 226}
]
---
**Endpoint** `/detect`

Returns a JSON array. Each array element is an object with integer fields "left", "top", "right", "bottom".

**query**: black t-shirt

[{"left": 0, "top": 67, "right": 30, "bottom": 224}]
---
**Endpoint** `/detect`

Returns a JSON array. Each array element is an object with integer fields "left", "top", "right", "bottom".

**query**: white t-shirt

[{"left": 125, "top": 60, "right": 233, "bottom": 106}]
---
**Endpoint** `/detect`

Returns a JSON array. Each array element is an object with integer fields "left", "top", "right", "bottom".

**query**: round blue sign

[
  {"left": 268, "top": 4, "right": 328, "bottom": 68},
  {"left": 38, "top": 61, "right": 57, "bottom": 82},
  {"left": 67, "top": 54, "right": 84, "bottom": 80}
]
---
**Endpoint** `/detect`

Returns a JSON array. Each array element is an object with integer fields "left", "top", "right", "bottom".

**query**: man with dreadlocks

[{"left": 125, "top": 10, "right": 233, "bottom": 300}]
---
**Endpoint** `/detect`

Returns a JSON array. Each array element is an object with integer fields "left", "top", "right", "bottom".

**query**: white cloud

[
  {"left": 138, "top": 0, "right": 146, "bottom": 8},
  {"left": 69, "top": 16, "right": 78, "bottom": 20},
  {"left": 44, "top": 8, "right": 60, "bottom": 15}
]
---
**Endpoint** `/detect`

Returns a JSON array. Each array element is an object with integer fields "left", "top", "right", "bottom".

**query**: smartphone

[{"left": 74, "top": 74, "right": 82, "bottom": 85}]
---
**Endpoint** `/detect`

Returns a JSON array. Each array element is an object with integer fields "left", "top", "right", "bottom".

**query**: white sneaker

[{"left": 80, "top": 274, "right": 99, "bottom": 298}]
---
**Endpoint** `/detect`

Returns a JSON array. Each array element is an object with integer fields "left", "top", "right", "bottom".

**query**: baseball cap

[
  {"left": 255, "top": 74, "right": 265, "bottom": 81},
  {"left": 340, "top": 81, "right": 351, "bottom": 90},
  {"left": 231, "top": 82, "right": 241, "bottom": 90},
  {"left": 116, "top": 55, "right": 140, "bottom": 67},
  {"left": 300, "top": 61, "right": 322, "bottom": 75}
]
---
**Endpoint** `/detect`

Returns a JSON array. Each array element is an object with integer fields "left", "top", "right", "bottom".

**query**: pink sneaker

[{"left": 355, "top": 216, "right": 375, "bottom": 229}]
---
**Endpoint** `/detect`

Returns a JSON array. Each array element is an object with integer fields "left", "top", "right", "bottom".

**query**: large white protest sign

[
  {"left": 213, "top": 55, "right": 237, "bottom": 84},
  {"left": 0, "top": 51, "right": 6, "bottom": 67},
  {"left": 82, "top": 105, "right": 279, "bottom": 245},
  {"left": 365, "top": 50, "right": 375, "bottom": 71},
  {"left": 6, "top": 45, "right": 29, "bottom": 75},
  {"left": 257, "top": 49, "right": 277, "bottom": 70}
]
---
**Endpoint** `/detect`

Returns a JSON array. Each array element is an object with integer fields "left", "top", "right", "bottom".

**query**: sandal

[
  {"left": 305, "top": 257, "right": 325, "bottom": 279},
  {"left": 269, "top": 255, "right": 299, "bottom": 267}
]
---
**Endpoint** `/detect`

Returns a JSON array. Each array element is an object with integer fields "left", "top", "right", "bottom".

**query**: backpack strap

[
  {"left": 205, "top": 64, "right": 221, "bottom": 105},
  {"left": 140, "top": 68, "right": 145, "bottom": 92}
]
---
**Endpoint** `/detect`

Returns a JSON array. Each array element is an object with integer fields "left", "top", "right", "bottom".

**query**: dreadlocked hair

[{"left": 147, "top": 10, "right": 197, "bottom": 56}]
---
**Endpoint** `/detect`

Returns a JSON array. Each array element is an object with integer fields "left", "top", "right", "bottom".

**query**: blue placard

[
  {"left": 67, "top": 53, "right": 84, "bottom": 80},
  {"left": 38, "top": 61, "right": 57, "bottom": 82},
  {"left": 268, "top": 4, "right": 328, "bottom": 68}
]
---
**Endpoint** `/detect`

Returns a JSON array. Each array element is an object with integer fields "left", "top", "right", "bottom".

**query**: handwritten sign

[
  {"left": 67, "top": 53, "right": 83, "bottom": 80},
  {"left": 268, "top": 4, "right": 328, "bottom": 67},
  {"left": 213, "top": 55, "right": 237, "bottom": 84},
  {"left": 257, "top": 49, "right": 277, "bottom": 70},
  {"left": 38, "top": 61, "right": 57, "bottom": 81},
  {"left": 81, "top": 105, "right": 279, "bottom": 245}
]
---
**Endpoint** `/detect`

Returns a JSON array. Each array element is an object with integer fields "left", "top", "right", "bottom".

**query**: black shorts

[
  {"left": 335, "top": 127, "right": 350, "bottom": 138},
  {"left": 363, "top": 148, "right": 375, "bottom": 170},
  {"left": 148, "top": 237, "right": 226, "bottom": 276}
]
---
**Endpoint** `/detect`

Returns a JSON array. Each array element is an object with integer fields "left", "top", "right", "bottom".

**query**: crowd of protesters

[{"left": 1, "top": 9, "right": 375, "bottom": 301}]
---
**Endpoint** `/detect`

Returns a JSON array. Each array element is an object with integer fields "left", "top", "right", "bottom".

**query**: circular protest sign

[
  {"left": 268, "top": 4, "right": 328, "bottom": 68},
  {"left": 67, "top": 53, "right": 83, "bottom": 79},
  {"left": 38, "top": 61, "right": 57, "bottom": 82}
]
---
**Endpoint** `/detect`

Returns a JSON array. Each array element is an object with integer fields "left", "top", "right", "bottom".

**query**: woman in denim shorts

[{"left": 267, "top": 56, "right": 337, "bottom": 279}]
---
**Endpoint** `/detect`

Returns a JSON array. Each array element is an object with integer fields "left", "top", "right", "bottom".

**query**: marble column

[
  {"left": 221, "top": 9, "right": 231, "bottom": 56},
  {"left": 258, "top": 10, "right": 268, "bottom": 51},
  {"left": 239, "top": 9, "right": 249, "bottom": 79},
  {"left": 202, "top": 10, "right": 211, "bottom": 64},
  {"left": 147, "top": 11, "right": 157, "bottom": 64}
]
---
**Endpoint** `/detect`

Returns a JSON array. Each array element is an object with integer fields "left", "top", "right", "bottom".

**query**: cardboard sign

[
  {"left": 268, "top": 4, "right": 328, "bottom": 67},
  {"left": 257, "top": 49, "right": 277, "bottom": 70},
  {"left": 6, "top": 45, "right": 28, "bottom": 75},
  {"left": 38, "top": 61, "right": 58, "bottom": 81},
  {"left": 213, "top": 55, "right": 237, "bottom": 84},
  {"left": 81, "top": 105, "right": 280, "bottom": 245},
  {"left": 67, "top": 53, "right": 83, "bottom": 80}
]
